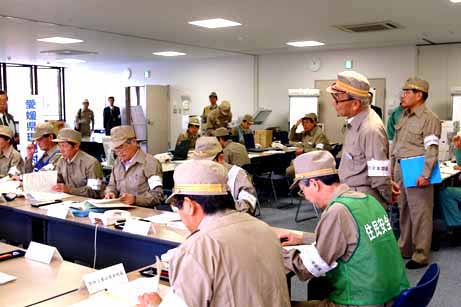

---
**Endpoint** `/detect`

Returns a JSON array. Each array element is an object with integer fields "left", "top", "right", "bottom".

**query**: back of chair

[{"left": 393, "top": 263, "right": 440, "bottom": 307}]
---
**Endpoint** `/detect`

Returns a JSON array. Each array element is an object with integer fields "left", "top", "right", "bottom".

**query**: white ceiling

[{"left": 1, "top": 0, "right": 461, "bottom": 65}]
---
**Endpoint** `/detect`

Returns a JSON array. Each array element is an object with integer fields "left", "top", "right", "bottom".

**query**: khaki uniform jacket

[
  {"left": 339, "top": 107, "right": 391, "bottom": 206},
  {"left": 24, "top": 145, "right": 61, "bottom": 173},
  {"left": 223, "top": 162, "right": 257, "bottom": 214},
  {"left": 75, "top": 109, "right": 95, "bottom": 137},
  {"left": 223, "top": 141, "right": 250, "bottom": 166},
  {"left": 0, "top": 145, "right": 24, "bottom": 178},
  {"left": 56, "top": 150, "right": 104, "bottom": 198},
  {"left": 201, "top": 104, "right": 218, "bottom": 125},
  {"left": 289, "top": 125, "right": 331, "bottom": 152},
  {"left": 230, "top": 125, "right": 252, "bottom": 144},
  {"left": 176, "top": 131, "right": 198, "bottom": 149},
  {"left": 284, "top": 184, "right": 395, "bottom": 307},
  {"left": 391, "top": 104, "right": 441, "bottom": 178},
  {"left": 169, "top": 210, "right": 290, "bottom": 307},
  {"left": 206, "top": 109, "right": 232, "bottom": 135},
  {"left": 105, "top": 149, "right": 164, "bottom": 207}
]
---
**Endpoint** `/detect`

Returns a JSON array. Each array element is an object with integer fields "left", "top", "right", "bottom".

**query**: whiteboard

[
  {"left": 453, "top": 95, "right": 461, "bottom": 122},
  {"left": 289, "top": 96, "right": 318, "bottom": 132}
]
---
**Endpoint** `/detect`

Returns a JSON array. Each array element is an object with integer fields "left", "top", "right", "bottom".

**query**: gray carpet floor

[{"left": 258, "top": 198, "right": 460, "bottom": 306}]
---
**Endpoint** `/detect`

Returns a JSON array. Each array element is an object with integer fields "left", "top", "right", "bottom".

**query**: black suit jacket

[{"left": 103, "top": 106, "right": 122, "bottom": 135}]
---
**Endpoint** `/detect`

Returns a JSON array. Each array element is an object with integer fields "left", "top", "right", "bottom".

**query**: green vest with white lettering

[{"left": 325, "top": 194, "right": 409, "bottom": 305}]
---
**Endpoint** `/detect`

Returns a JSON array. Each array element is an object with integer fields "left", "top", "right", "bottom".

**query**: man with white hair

[{"left": 327, "top": 71, "right": 394, "bottom": 208}]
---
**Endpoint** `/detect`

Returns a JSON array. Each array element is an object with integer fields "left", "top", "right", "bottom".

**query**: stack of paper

[
  {"left": 25, "top": 192, "right": 72, "bottom": 202},
  {"left": 0, "top": 179, "right": 21, "bottom": 194},
  {"left": 23, "top": 171, "right": 58, "bottom": 193},
  {"left": 86, "top": 198, "right": 135, "bottom": 209},
  {"left": 146, "top": 212, "right": 181, "bottom": 224},
  {"left": 0, "top": 272, "right": 16, "bottom": 285}
]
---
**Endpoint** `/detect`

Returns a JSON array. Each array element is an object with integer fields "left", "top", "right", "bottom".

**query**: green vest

[{"left": 326, "top": 194, "right": 409, "bottom": 305}]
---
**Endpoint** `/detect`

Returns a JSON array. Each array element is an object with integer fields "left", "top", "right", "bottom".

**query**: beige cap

[
  {"left": 82, "top": 99, "right": 89, "bottom": 104},
  {"left": 290, "top": 151, "right": 337, "bottom": 189},
  {"left": 189, "top": 117, "right": 200, "bottom": 127},
  {"left": 242, "top": 114, "right": 254, "bottom": 124},
  {"left": 166, "top": 160, "right": 229, "bottom": 203},
  {"left": 302, "top": 113, "right": 317, "bottom": 122},
  {"left": 214, "top": 127, "right": 229, "bottom": 137},
  {"left": 402, "top": 77, "right": 429, "bottom": 93},
  {"left": 192, "top": 137, "right": 223, "bottom": 160},
  {"left": 0, "top": 126, "right": 13, "bottom": 139},
  {"left": 110, "top": 125, "right": 136, "bottom": 149},
  {"left": 218, "top": 100, "right": 231, "bottom": 115},
  {"left": 53, "top": 128, "right": 82, "bottom": 144},
  {"left": 326, "top": 71, "right": 370, "bottom": 99},
  {"left": 32, "top": 123, "right": 57, "bottom": 140},
  {"left": 209, "top": 91, "right": 218, "bottom": 98}
]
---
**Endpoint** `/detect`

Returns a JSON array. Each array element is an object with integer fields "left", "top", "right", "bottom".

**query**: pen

[{"left": 0, "top": 251, "right": 21, "bottom": 260}]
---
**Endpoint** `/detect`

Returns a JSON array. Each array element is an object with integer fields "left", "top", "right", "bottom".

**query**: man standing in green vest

[{"left": 280, "top": 150, "right": 409, "bottom": 306}]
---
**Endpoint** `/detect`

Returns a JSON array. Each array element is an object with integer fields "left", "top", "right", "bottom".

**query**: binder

[{"left": 400, "top": 156, "right": 442, "bottom": 188}]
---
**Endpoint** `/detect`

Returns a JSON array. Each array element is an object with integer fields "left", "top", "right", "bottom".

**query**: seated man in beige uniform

[
  {"left": 215, "top": 127, "right": 250, "bottom": 166},
  {"left": 280, "top": 151, "right": 409, "bottom": 307},
  {"left": 104, "top": 125, "right": 164, "bottom": 207},
  {"left": 192, "top": 136, "right": 257, "bottom": 214},
  {"left": 175, "top": 117, "right": 200, "bottom": 149},
  {"left": 138, "top": 160, "right": 290, "bottom": 307},
  {"left": 206, "top": 100, "right": 232, "bottom": 135},
  {"left": 24, "top": 123, "right": 61, "bottom": 173},
  {"left": 231, "top": 114, "right": 254, "bottom": 144},
  {"left": 289, "top": 113, "right": 331, "bottom": 155},
  {"left": 0, "top": 126, "right": 23, "bottom": 178},
  {"left": 51, "top": 128, "right": 104, "bottom": 198}
]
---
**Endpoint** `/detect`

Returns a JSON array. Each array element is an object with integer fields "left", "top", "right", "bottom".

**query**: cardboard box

[{"left": 254, "top": 130, "right": 273, "bottom": 148}]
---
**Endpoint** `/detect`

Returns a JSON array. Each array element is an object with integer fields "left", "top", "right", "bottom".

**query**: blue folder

[{"left": 400, "top": 156, "right": 442, "bottom": 188}]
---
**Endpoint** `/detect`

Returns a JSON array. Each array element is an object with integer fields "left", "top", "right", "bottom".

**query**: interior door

[
  {"left": 314, "top": 78, "right": 386, "bottom": 144},
  {"left": 146, "top": 85, "right": 170, "bottom": 154}
]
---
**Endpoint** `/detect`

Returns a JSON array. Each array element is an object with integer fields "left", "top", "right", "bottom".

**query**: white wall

[
  {"left": 417, "top": 44, "right": 461, "bottom": 120},
  {"left": 258, "top": 45, "right": 418, "bottom": 129},
  {"left": 65, "top": 55, "right": 255, "bottom": 146}
]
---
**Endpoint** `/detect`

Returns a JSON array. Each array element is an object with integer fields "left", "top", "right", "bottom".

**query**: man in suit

[
  {"left": 103, "top": 96, "right": 121, "bottom": 135},
  {"left": 0, "top": 91, "right": 18, "bottom": 142}
]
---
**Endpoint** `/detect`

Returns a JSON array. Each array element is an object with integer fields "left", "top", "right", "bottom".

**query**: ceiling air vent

[
  {"left": 334, "top": 21, "right": 403, "bottom": 33},
  {"left": 40, "top": 49, "right": 98, "bottom": 56}
]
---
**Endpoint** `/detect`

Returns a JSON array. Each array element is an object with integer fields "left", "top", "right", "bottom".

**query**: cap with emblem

[
  {"left": 218, "top": 100, "right": 231, "bottom": 115},
  {"left": 32, "top": 123, "right": 57, "bottom": 141},
  {"left": 209, "top": 91, "right": 218, "bottom": 98},
  {"left": 302, "top": 113, "right": 317, "bottom": 122},
  {"left": 192, "top": 137, "right": 223, "bottom": 160},
  {"left": 189, "top": 117, "right": 200, "bottom": 127},
  {"left": 242, "top": 114, "right": 254, "bottom": 124},
  {"left": 166, "top": 160, "right": 229, "bottom": 203},
  {"left": 290, "top": 151, "right": 337, "bottom": 189},
  {"left": 53, "top": 128, "right": 82, "bottom": 144},
  {"left": 110, "top": 125, "right": 136, "bottom": 149},
  {"left": 0, "top": 126, "right": 13, "bottom": 139},
  {"left": 326, "top": 71, "right": 370, "bottom": 99},
  {"left": 214, "top": 127, "right": 229, "bottom": 137},
  {"left": 402, "top": 77, "right": 429, "bottom": 93}
]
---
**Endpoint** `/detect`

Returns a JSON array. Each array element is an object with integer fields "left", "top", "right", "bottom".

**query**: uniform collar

[
  {"left": 2, "top": 145, "right": 13, "bottom": 158},
  {"left": 47, "top": 145, "right": 59, "bottom": 157},
  {"left": 65, "top": 150, "right": 81, "bottom": 164},
  {"left": 197, "top": 209, "right": 236, "bottom": 231},
  {"left": 405, "top": 103, "right": 425, "bottom": 118},
  {"left": 348, "top": 107, "right": 370, "bottom": 131},
  {"left": 223, "top": 140, "right": 232, "bottom": 148},
  {"left": 122, "top": 149, "right": 144, "bottom": 170},
  {"left": 304, "top": 125, "right": 319, "bottom": 137},
  {"left": 326, "top": 183, "right": 351, "bottom": 206}
]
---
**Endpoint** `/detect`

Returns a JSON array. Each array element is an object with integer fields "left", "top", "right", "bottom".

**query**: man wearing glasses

[
  {"left": 104, "top": 125, "right": 164, "bottom": 207},
  {"left": 327, "top": 71, "right": 393, "bottom": 208},
  {"left": 280, "top": 151, "right": 409, "bottom": 306},
  {"left": 391, "top": 78, "right": 440, "bottom": 269}
]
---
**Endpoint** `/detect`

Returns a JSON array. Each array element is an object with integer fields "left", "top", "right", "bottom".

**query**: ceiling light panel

[
  {"left": 188, "top": 18, "right": 241, "bottom": 29},
  {"left": 286, "top": 41, "right": 325, "bottom": 47},
  {"left": 153, "top": 51, "right": 186, "bottom": 57},
  {"left": 37, "top": 36, "right": 84, "bottom": 44}
]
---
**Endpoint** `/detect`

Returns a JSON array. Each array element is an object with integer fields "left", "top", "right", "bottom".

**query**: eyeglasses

[
  {"left": 401, "top": 90, "right": 416, "bottom": 97},
  {"left": 331, "top": 92, "right": 353, "bottom": 104}
]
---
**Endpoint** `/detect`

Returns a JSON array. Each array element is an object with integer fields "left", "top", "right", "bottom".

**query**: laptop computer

[
  {"left": 243, "top": 133, "right": 265, "bottom": 152},
  {"left": 172, "top": 140, "right": 190, "bottom": 161}
]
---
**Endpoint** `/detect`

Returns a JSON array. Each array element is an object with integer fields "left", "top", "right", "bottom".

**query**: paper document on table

[
  {"left": 0, "top": 272, "right": 16, "bottom": 285},
  {"left": 23, "top": 171, "right": 57, "bottom": 193},
  {"left": 146, "top": 212, "right": 181, "bottom": 224},
  {"left": 86, "top": 198, "right": 135, "bottom": 209},
  {"left": 0, "top": 179, "right": 21, "bottom": 194},
  {"left": 167, "top": 221, "right": 188, "bottom": 230},
  {"left": 25, "top": 192, "right": 72, "bottom": 202}
]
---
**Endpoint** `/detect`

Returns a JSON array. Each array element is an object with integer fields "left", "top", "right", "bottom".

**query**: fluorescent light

[
  {"left": 286, "top": 41, "right": 325, "bottom": 47},
  {"left": 450, "top": 0, "right": 461, "bottom": 3},
  {"left": 189, "top": 18, "right": 241, "bottom": 29},
  {"left": 37, "top": 36, "right": 83, "bottom": 44},
  {"left": 153, "top": 51, "right": 186, "bottom": 57},
  {"left": 55, "top": 58, "right": 86, "bottom": 64}
]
